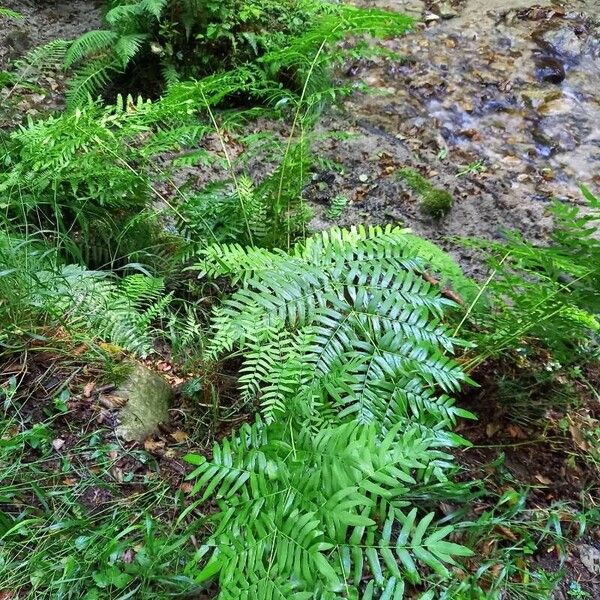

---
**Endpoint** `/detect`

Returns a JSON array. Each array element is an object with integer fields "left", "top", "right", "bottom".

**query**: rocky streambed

[{"left": 310, "top": 0, "right": 600, "bottom": 258}]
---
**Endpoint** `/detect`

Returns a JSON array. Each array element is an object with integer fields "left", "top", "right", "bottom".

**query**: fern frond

[{"left": 64, "top": 30, "right": 119, "bottom": 69}]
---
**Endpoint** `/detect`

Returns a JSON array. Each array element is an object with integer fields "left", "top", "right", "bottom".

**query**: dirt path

[{"left": 310, "top": 0, "right": 600, "bottom": 266}]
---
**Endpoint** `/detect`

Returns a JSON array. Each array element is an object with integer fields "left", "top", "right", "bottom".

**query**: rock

[
  {"left": 521, "top": 88, "right": 561, "bottom": 109},
  {"left": 542, "top": 27, "right": 583, "bottom": 60},
  {"left": 115, "top": 364, "right": 173, "bottom": 442},
  {"left": 438, "top": 3, "right": 458, "bottom": 19},
  {"left": 580, "top": 544, "right": 600, "bottom": 575},
  {"left": 535, "top": 55, "right": 566, "bottom": 84},
  {"left": 539, "top": 96, "right": 573, "bottom": 116}
]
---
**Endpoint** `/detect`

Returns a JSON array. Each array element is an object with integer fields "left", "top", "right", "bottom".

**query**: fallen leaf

[
  {"left": 180, "top": 482, "right": 193, "bottom": 494},
  {"left": 507, "top": 424, "right": 528, "bottom": 439},
  {"left": 170, "top": 430, "right": 189, "bottom": 443},
  {"left": 534, "top": 474, "right": 552, "bottom": 485},
  {"left": 83, "top": 381, "right": 96, "bottom": 398},
  {"left": 63, "top": 477, "right": 77, "bottom": 486},
  {"left": 495, "top": 525, "right": 519, "bottom": 542},
  {"left": 52, "top": 438, "right": 65, "bottom": 451},
  {"left": 486, "top": 422, "right": 501, "bottom": 438},
  {"left": 569, "top": 422, "right": 591, "bottom": 451},
  {"left": 98, "top": 394, "right": 127, "bottom": 410},
  {"left": 0, "top": 590, "right": 14, "bottom": 600},
  {"left": 144, "top": 439, "right": 165, "bottom": 452}
]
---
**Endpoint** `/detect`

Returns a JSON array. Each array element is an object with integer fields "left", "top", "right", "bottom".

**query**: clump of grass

[{"left": 398, "top": 166, "right": 454, "bottom": 217}]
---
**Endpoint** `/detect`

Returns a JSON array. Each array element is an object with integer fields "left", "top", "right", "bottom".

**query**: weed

[{"left": 457, "top": 160, "right": 487, "bottom": 178}]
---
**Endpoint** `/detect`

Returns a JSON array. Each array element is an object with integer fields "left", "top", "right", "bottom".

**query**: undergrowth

[{"left": 1, "top": 2, "right": 600, "bottom": 599}]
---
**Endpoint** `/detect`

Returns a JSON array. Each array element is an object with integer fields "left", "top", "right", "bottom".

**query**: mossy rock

[
  {"left": 115, "top": 364, "right": 173, "bottom": 442},
  {"left": 398, "top": 167, "right": 454, "bottom": 217},
  {"left": 420, "top": 188, "right": 454, "bottom": 217}
]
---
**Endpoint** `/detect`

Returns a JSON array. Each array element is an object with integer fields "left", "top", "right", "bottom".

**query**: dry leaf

[
  {"left": 569, "top": 422, "right": 591, "bottom": 451},
  {"left": 63, "top": 477, "right": 77, "bottom": 486},
  {"left": 534, "top": 474, "right": 552, "bottom": 485},
  {"left": 83, "top": 381, "right": 96, "bottom": 398},
  {"left": 52, "top": 438, "right": 65, "bottom": 451},
  {"left": 0, "top": 590, "right": 15, "bottom": 600},
  {"left": 496, "top": 525, "right": 519, "bottom": 542},
  {"left": 180, "top": 482, "right": 193, "bottom": 494},
  {"left": 110, "top": 466, "right": 124, "bottom": 484},
  {"left": 507, "top": 424, "right": 528, "bottom": 439},
  {"left": 170, "top": 430, "right": 189, "bottom": 443},
  {"left": 98, "top": 394, "right": 127, "bottom": 410},
  {"left": 486, "top": 422, "right": 501, "bottom": 438},
  {"left": 144, "top": 439, "right": 165, "bottom": 452}
]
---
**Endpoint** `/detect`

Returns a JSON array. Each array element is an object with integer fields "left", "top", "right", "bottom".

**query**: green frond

[
  {"left": 66, "top": 57, "right": 121, "bottom": 109},
  {"left": 64, "top": 30, "right": 119, "bottom": 69},
  {"left": 188, "top": 227, "right": 475, "bottom": 598}
]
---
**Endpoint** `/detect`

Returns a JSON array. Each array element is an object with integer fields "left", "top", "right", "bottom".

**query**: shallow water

[{"left": 306, "top": 0, "right": 600, "bottom": 256}]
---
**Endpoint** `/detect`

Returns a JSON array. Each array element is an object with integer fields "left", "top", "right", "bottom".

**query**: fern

[{"left": 186, "top": 226, "right": 475, "bottom": 598}]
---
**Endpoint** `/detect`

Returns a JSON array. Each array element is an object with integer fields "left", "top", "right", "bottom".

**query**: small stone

[
  {"left": 358, "top": 174, "right": 369, "bottom": 182},
  {"left": 521, "top": 88, "right": 561, "bottom": 108},
  {"left": 542, "top": 27, "right": 583, "bottom": 60},
  {"left": 52, "top": 438, "right": 65, "bottom": 451},
  {"left": 539, "top": 97, "right": 573, "bottom": 116},
  {"left": 438, "top": 2, "right": 458, "bottom": 19},
  {"left": 115, "top": 364, "right": 174, "bottom": 442},
  {"left": 541, "top": 168, "right": 555, "bottom": 181},
  {"left": 580, "top": 544, "right": 600, "bottom": 575},
  {"left": 516, "top": 174, "right": 529, "bottom": 182},
  {"left": 535, "top": 56, "right": 566, "bottom": 84}
]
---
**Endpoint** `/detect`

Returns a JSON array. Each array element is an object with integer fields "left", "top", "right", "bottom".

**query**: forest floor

[{"left": 1, "top": 1, "right": 600, "bottom": 599}]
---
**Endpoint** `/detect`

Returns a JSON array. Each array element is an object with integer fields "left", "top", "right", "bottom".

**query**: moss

[
  {"left": 398, "top": 167, "right": 454, "bottom": 217},
  {"left": 398, "top": 167, "right": 431, "bottom": 195},
  {"left": 420, "top": 188, "right": 454, "bottom": 217}
]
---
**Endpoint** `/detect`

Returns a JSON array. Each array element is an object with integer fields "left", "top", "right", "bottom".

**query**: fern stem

[{"left": 452, "top": 252, "right": 510, "bottom": 338}]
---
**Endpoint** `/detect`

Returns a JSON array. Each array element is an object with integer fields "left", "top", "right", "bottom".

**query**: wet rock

[
  {"left": 535, "top": 55, "right": 566, "bottom": 84},
  {"left": 521, "top": 88, "right": 561, "bottom": 108},
  {"left": 438, "top": 3, "right": 458, "bottom": 20},
  {"left": 580, "top": 544, "right": 600, "bottom": 575},
  {"left": 539, "top": 96, "right": 573, "bottom": 116},
  {"left": 115, "top": 364, "right": 173, "bottom": 442},
  {"left": 542, "top": 27, "right": 584, "bottom": 61}
]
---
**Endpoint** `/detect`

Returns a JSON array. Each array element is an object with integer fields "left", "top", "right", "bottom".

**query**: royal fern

[{"left": 185, "top": 226, "right": 475, "bottom": 598}]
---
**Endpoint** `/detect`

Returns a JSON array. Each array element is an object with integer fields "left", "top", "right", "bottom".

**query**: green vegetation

[
  {"left": 398, "top": 167, "right": 454, "bottom": 217},
  {"left": 1, "top": 2, "right": 599, "bottom": 599}
]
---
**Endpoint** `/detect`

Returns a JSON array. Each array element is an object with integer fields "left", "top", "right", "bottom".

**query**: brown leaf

[
  {"left": 170, "top": 430, "right": 189, "bottom": 443},
  {"left": 496, "top": 525, "right": 519, "bottom": 542},
  {"left": 507, "top": 424, "right": 528, "bottom": 439},
  {"left": 0, "top": 590, "right": 15, "bottom": 600},
  {"left": 180, "top": 482, "right": 193, "bottom": 494},
  {"left": 569, "top": 422, "right": 591, "bottom": 451},
  {"left": 83, "top": 381, "right": 96, "bottom": 398},
  {"left": 63, "top": 477, "right": 77, "bottom": 486},
  {"left": 534, "top": 474, "right": 552, "bottom": 485},
  {"left": 144, "top": 439, "right": 165, "bottom": 452},
  {"left": 98, "top": 394, "right": 127, "bottom": 410},
  {"left": 110, "top": 466, "right": 124, "bottom": 484}
]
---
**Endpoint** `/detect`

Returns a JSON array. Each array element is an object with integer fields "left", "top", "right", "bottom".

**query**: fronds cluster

[
  {"left": 463, "top": 186, "right": 600, "bottom": 365},
  {"left": 63, "top": 0, "right": 414, "bottom": 109},
  {"left": 185, "top": 225, "right": 475, "bottom": 598}
]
